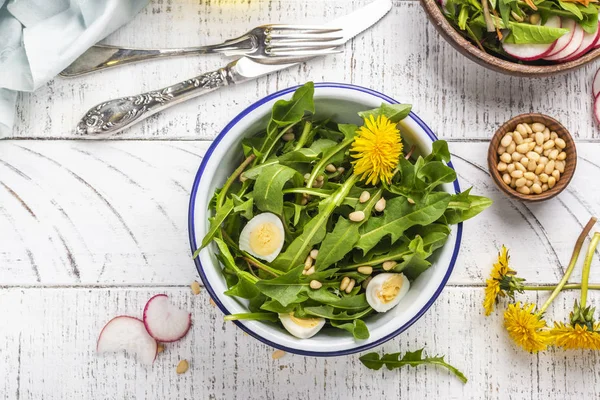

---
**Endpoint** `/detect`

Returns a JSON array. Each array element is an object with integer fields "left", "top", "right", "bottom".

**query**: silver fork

[{"left": 60, "top": 24, "right": 343, "bottom": 77}]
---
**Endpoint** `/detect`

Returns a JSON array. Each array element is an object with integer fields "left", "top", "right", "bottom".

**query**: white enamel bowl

[{"left": 188, "top": 83, "right": 463, "bottom": 356}]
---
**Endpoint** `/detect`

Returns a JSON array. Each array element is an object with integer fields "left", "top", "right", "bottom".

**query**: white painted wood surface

[{"left": 2, "top": 0, "right": 600, "bottom": 398}]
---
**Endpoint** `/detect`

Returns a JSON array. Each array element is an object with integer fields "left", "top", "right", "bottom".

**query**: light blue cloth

[{"left": 0, "top": 0, "right": 149, "bottom": 136}]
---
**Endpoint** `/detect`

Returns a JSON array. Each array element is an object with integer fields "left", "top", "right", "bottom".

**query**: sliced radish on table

[
  {"left": 97, "top": 316, "right": 158, "bottom": 365},
  {"left": 143, "top": 294, "right": 192, "bottom": 342},
  {"left": 545, "top": 23, "right": 584, "bottom": 61},
  {"left": 503, "top": 16, "right": 561, "bottom": 61},
  {"left": 561, "top": 26, "right": 600, "bottom": 62},
  {"left": 594, "top": 95, "right": 600, "bottom": 125},
  {"left": 593, "top": 69, "right": 600, "bottom": 98},
  {"left": 545, "top": 18, "right": 576, "bottom": 57}
]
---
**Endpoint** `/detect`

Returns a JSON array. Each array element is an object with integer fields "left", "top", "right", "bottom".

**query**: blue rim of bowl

[{"left": 188, "top": 82, "right": 463, "bottom": 357}]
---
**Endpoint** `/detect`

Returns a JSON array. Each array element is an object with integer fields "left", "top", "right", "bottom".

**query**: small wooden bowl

[
  {"left": 420, "top": 0, "right": 600, "bottom": 77},
  {"left": 488, "top": 113, "right": 577, "bottom": 202}
]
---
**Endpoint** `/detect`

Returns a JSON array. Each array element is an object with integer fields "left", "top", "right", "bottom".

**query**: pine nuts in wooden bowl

[{"left": 488, "top": 114, "right": 577, "bottom": 202}]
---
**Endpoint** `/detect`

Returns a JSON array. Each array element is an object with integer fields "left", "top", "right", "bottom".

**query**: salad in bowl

[{"left": 189, "top": 82, "right": 491, "bottom": 356}]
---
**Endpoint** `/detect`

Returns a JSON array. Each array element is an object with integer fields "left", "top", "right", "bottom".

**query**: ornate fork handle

[{"left": 77, "top": 67, "right": 236, "bottom": 136}]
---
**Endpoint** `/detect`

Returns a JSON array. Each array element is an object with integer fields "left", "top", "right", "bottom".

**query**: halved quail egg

[
  {"left": 238, "top": 212, "right": 285, "bottom": 262},
  {"left": 279, "top": 313, "right": 325, "bottom": 339},
  {"left": 366, "top": 273, "right": 410, "bottom": 312}
]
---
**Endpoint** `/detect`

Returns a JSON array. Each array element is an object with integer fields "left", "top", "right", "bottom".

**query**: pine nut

[
  {"left": 527, "top": 161, "right": 537, "bottom": 172},
  {"left": 375, "top": 197, "right": 387, "bottom": 212},
  {"left": 524, "top": 172, "right": 536, "bottom": 181},
  {"left": 557, "top": 151, "right": 567, "bottom": 161},
  {"left": 534, "top": 145, "right": 543, "bottom": 154},
  {"left": 548, "top": 177, "right": 556, "bottom": 189},
  {"left": 511, "top": 170, "right": 524, "bottom": 178},
  {"left": 497, "top": 145, "right": 507, "bottom": 155},
  {"left": 357, "top": 266, "right": 373, "bottom": 275},
  {"left": 407, "top": 198, "right": 415, "bottom": 204},
  {"left": 316, "top": 175, "right": 324, "bottom": 182},
  {"left": 549, "top": 149, "right": 559, "bottom": 160},
  {"left": 501, "top": 135, "right": 513, "bottom": 147},
  {"left": 512, "top": 152, "right": 523, "bottom": 162},
  {"left": 552, "top": 170, "right": 560, "bottom": 180},
  {"left": 543, "top": 129, "right": 550, "bottom": 141},
  {"left": 523, "top": 138, "right": 533, "bottom": 143},
  {"left": 517, "top": 186, "right": 530, "bottom": 195},
  {"left": 310, "top": 249, "right": 319, "bottom": 259},
  {"left": 543, "top": 140, "right": 555, "bottom": 150},
  {"left": 555, "top": 161, "right": 564, "bottom": 173},
  {"left": 539, "top": 173, "right": 549, "bottom": 183},
  {"left": 345, "top": 279, "right": 356, "bottom": 294},
  {"left": 510, "top": 177, "right": 517, "bottom": 188},
  {"left": 535, "top": 132, "right": 544, "bottom": 145},
  {"left": 497, "top": 162, "right": 508, "bottom": 172},
  {"left": 535, "top": 164, "right": 545, "bottom": 175},
  {"left": 304, "top": 173, "right": 311, "bottom": 181},
  {"left": 532, "top": 183, "right": 542, "bottom": 194},
  {"left": 515, "top": 162, "right": 526, "bottom": 172},
  {"left": 301, "top": 197, "right": 308, "bottom": 205},
  {"left": 309, "top": 280, "right": 322, "bottom": 289},
  {"left": 525, "top": 123, "right": 533, "bottom": 134},
  {"left": 359, "top": 191, "right": 370, "bottom": 203},
  {"left": 506, "top": 142, "right": 516, "bottom": 154},
  {"left": 516, "top": 143, "right": 530, "bottom": 154},
  {"left": 337, "top": 167, "right": 345, "bottom": 174},
  {"left": 157, "top": 343, "right": 165, "bottom": 354},
  {"left": 349, "top": 211, "right": 365, "bottom": 222},
  {"left": 551, "top": 132, "right": 558, "bottom": 140},
  {"left": 528, "top": 142, "right": 536, "bottom": 151},
  {"left": 540, "top": 156, "right": 549, "bottom": 164},
  {"left": 516, "top": 124, "right": 528, "bottom": 136},
  {"left": 325, "top": 164, "right": 337, "bottom": 173},
  {"left": 507, "top": 163, "right": 516, "bottom": 174},
  {"left": 555, "top": 138, "right": 566, "bottom": 149},
  {"left": 304, "top": 255, "right": 313, "bottom": 270},
  {"left": 543, "top": 148, "right": 552, "bottom": 157},
  {"left": 526, "top": 152, "right": 540, "bottom": 162},
  {"left": 272, "top": 350, "right": 286, "bottom": 360},
  {"left": 282, "top": 132, "right": 295, "bottom": 141},
  {"left": 515, "top": 178, "right": 527, "bottom": 188},
  {"left": 520, "top": 157, "right": 529, "bottom": 165},
  {"left": 501, "top": 153, "right": 512, "bottom": 163},
  {"left": 502, "top": 174, "right": 512, "bottom": 185},
  {"left": 531, "top": 122, "right": 545, "bottom": 133},
  {"left": 526, "top": 180, "right": 533, "bottom": 187},
  {"left": 544, "top": 161, "right": 555, "bottom": 175},
  {"left": 513, "top": 131, "right": 524, "bottom": 144},
  {"left": 306, "top": 266, "right": 315, "bottom": 275},
  {"left": 542, "top": 183, "right": 549, "bottom": 192},
  {"left": 191, "top": 281, "right": 201, "bottom": 295},
  {"left": 383, "top": 261, "right": 397, "bottom": 271},
  {"left": 176, "top": 360, "right": 189, "bottom": 374},
  {"left": 340, "top": 277, "right": 350, "bottom": 291}
]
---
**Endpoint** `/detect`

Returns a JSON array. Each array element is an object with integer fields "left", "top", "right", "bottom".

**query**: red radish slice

[
  {"left": 546, "top": 18, "right": 576, "bottom": 57},
  {"left": 97, "top": 316, "right": 158, "bottom": 365},
  {"left": 594, "top": 95, "right": 600, "bottom": 125},
  {"left": 545, "top": 23, "right": 584, "bottom": 61},
  {"left": 143, "top": 294, "right": 192, "bottom": 342},
  {"left": 593, "top": 69, "right": 600, "bottom": 98},
  {"left": 503, "top": 16, "right": 561, "bottom": 61},
  {"left": 561, "top": 26, "right": 600, "bottom": 62}
]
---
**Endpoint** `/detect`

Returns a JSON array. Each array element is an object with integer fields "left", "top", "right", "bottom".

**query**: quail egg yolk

[
  {"left": 289, "top": 313, "right": 322, "bottom": 328},
  {"left": 249, "top": 222, "right": 282, "bottom": 257},
  {"left": 377, "top": 274, "right": 403, "bottom": 303}
]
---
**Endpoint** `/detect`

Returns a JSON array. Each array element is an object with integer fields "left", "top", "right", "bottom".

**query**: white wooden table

[{"left": 2, "top": 1, "right": 600, "bottom": 398}]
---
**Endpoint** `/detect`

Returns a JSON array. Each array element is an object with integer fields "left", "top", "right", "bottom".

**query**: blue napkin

[{"left": 0, "top": 0, "right": 149, "bottom": 136}]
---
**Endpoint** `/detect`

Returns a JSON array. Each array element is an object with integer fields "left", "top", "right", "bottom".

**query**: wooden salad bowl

[
  {"left": 488, "top": 113, "right": 577, "bottom": 202},
  {"left": 420, "top": 0, "right": 600, "bottom": 77}
]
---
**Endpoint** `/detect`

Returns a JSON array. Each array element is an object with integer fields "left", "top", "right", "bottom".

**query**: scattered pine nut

[
  {"left": 304, "top": 173, "right": 311, "bottom": 181},
  {"left": 345, "top": 279, "right": 356, "bottom": 294},
  {"left": 304, "top": 255, "right": 313, "bottom": 270},
  {"left": 282, "top": 132, "right": 295, "bottom": 142},
  {"left": 316, "top": 175, "right": 324, "bottom": 182},
  {"left": 209, "top": 298, "right": 216, "bottom": 307},
  {"left": 325, "top": 164, "right": 337, "bottom": 173},
  {"left": 306, "top": 266, "right": 315, "bottom": 275},
  {"left": 272, "top": 350, "right": 286, "bottom": 360},
  {"left": 301, "top": 197, "right": 308, "bottom": 206},
  {"left": 310, "top": 249, "right": 319, "bottom": 259},
  {"left": 349, "top": 211, "right": 365, "bottom": 222},
  {"left": 337, "top": 167, "right": 345, "bottom": 174},
  {"left": 375, "top": 197, "right": 386, "bottom": 212},
  {"left": 359, "top": 191, "right": 371, "bottom": 203},
  {"left": 357, "top": 266, "right": 373, "bottom": 275},
  {"left": 382, "top": 260, "right": 397, "bottom": 271},
  {"left": 157, "top": 343, "right": 165, "bottom": 354},
  {"left": 340, "top": 276, "right": 351, "bottom": 291},
  {"left": 309, "top": 280, "right": 322, "bottom": 289},
  {"left": 407, "top": 198, "right": 415, "bottom": 205},
  {"left": 191, "top": 281, "right": 201, "bottom": 295},
  {"left": 176, "top": 360, "right": 189, "bottom": 374}
]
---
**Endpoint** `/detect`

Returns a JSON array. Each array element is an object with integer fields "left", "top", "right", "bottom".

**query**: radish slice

[
  {"left": 593, "top": 69, "right": 600, "bottom": 98},
  {"left": 594, "top": 95, "right": 600, "bottom": 125},
  {"left": 143, "top": 294, "right": 192, "bottom": 342},
  {"left": 97, "top": 316, "right": 158, "bottom": 365},
  {"left": 503, "top": 16, "right": 561, "bottom": 61},
  {"left": 546, "top": 18, "right": 576, "bottom": 57},
  {"left": 561, "top": 26, "right": 600, "bottom": 62},
  {"left": 545, "top": 23, "right": 584, "bottom": 61}
]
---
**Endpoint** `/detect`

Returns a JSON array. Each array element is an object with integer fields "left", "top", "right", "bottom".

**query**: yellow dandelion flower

[
  {"left": 350, "top": 114, "right": 403, "bottom": 185},
  {"left": 503, "top": 302, "right": 550, "bottom": 353},
  {"left": 549, "top": 322, "right": 600, "bottom": 350},
  {"left": 483, "top": 245, "right": 516, "bottom": 316}
]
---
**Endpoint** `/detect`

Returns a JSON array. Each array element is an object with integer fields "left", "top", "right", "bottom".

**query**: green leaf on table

[
  {"left": 254, "top": 164, "right": 303, "bottom": 215},
  {"left": 358, "top": 103, "right": 412, "bottom": 123},
  {"left": 198, "top": 197, "right": 234, "bottom": 252},
  {"left": 504, "top": 22, "right": 569, "bottom": 44},
  {"left": 355, "top": 192, "right": 451, "bottom": 253},
  {"left": 331, "top": 319, "right": 370, "bottom": 339},
  {"left": 271, "top": 82, "right": 315, "bottom": 126},
  {"left": 359, "top": 348, "right": 468, "bottom": 384}
]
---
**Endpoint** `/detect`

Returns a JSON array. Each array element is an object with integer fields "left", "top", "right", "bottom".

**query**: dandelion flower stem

[
  {"left": 522, "top": 284, "right": 600, "bottom": 291},
  {"left": 580, "top": 233, "right": 600, "bottom": 309},
  {"left": 538, "top": 217, "right": 597, "bottom": 314}
]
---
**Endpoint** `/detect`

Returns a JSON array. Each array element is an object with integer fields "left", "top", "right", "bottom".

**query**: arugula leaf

[
  {"left": 224, "top": 312, "right": 278, "bottom": 321},
  {"left": 504, "top": 22, "right": 569, "bottom": 44},
  {"left": 355, "top": 192, "right": 451, "bottom": 253},
  {"left": 443, "top": 188, "right": 493, "bottom": 224},
  {"left": 425, "top": 140, "right": 452, "bottom": 163},
  {"left": 261, "top": 299, "right": 297, "bottom": 313},
  {"left": 254, "top": 164, "right": 303, "bottom": 215},
  {"left": 331, "top": 319, "right": 370, "bottom": 339},
  {"left": 338, "top": 123, "right": 359, "bottom": 140},
  {"left": 232, "top": 194, "right": 253, "bottom": 220},
  {"left": 358, "top": 103, "right": 412, "bottom": 123},
  {"left": 315, "top": 217, "right": 360, "bottom": 271},
  {"left": 242, "top": 157, "right": 279, "bottom": 180},
  {"left": 255, "top": 265, "right": 308, "bottom": 306},
  {"left": 198, "top": 197, "right": 234, "bottom": 251},
  {"left": 271, "top": 82, "right": 315, "bottom": 126},
  {"left": 225, "top": 277, "right": 261, "bottom": 299},
  {"left": 359, "top": 348, "right": 468, "bottom": 384},
  {"left": 303, "top": 305, "right": 373, "bottom": 320},
  {"left": 214, "top": 238, "right": 258, "bottom": 284},
  {"left": 416, "top": 161, "right": 457, "bottom": 191}
]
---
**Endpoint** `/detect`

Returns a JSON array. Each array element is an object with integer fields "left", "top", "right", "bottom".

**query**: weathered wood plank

[
  {"left": 1, "top": 287, "right": 599, "bottom": 399},
  {"left": 1, "top": 140, "right": 599, "bottom": 286},
  {"left": 7, "top": 0, "right": 600, "bottom": 140}
]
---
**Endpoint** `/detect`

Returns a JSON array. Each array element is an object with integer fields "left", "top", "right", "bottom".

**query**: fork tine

[
  {"left": 269, "top": 33, "right": 344, "bottom": 42},
  {"left": 265, "top": 24, "right": 343, "bottom": 33},
  {"left": 269, "top": 41, "right": 343, "bottom": 50},
  {"left": 267, "top": 47, "right": 342, "bottom": 57}
]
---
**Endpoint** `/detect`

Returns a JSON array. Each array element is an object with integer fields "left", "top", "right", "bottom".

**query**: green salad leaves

[{"left": 197, "top": 82, "right": 491, "bottom": 340}]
